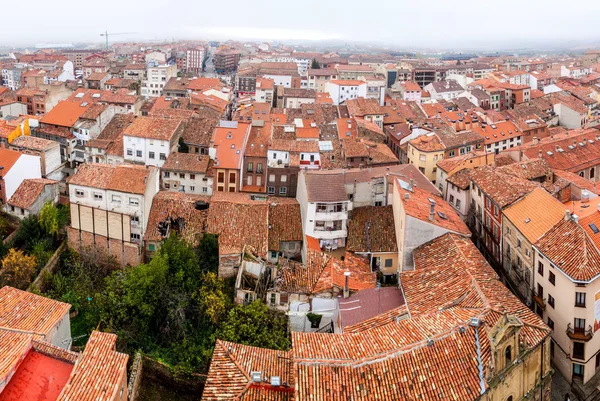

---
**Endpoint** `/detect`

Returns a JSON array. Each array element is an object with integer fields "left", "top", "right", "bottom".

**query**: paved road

[{"left": 552, "top": 367, "right": 578, "bottom": 401}]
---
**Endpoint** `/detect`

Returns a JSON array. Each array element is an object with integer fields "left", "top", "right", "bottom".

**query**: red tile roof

[
  {"left": 347, "top": 206, "right": 397, "bottom": 253},
  {"left": 7, "top": 178, "right": 57, "bottom": 210},
  {"left": 40, "top": 100, "right": 91, "bottom": 128},
  {"left": 0, "top": 148, "right": 23, "bottom": 175},
  {"left": 212, "top": 123, "right": 250, "bottom": 169},
  {"left": 123, "top": 116, "right": 183, "bottom": 141},
  {"left": 68, "top": 163, "right": 154, "bottom": 195},
  {"left": 0, "top": 286, "right": 70, "bottom": 338},
  {"left": 56, "top": 331, "right": 128, "bottom": 401},
  {"left": 396, "top": 179, "right": 470, "bottom": 235}
]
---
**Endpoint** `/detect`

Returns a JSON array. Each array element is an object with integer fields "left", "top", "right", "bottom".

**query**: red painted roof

[{"left": 0, "top": 350, "right": 73, "bottom": 401}]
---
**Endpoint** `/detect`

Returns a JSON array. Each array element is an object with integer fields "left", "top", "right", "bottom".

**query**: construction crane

[{"left": 100, "top": 31, "right": 137, "bottom": 49}]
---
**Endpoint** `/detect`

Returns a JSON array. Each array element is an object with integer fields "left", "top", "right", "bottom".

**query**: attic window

[
  {"left": 80, "top": 102, "right": 88, "bottom": 107},
  {"left": 437, "top": 211, "right": 448, "bottom": 220},
  {"left": 524, "top": 218, "right": 531, "bottom": 223},
  {"left": 590, "top": 224, "right": 599, "bottom": 234},
  {"left": 230, "top": 144, "right": 235, "bottom": 149},
  {"left": 227, "top": 133, "right": 232, "bottom": 139}
]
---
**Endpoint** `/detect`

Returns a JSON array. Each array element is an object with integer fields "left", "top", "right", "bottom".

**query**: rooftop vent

[
  {"left": 271, "top": 376, "right": 281, "bottom": 387},
  {"left": 251, "top": 372, "right": 262, "bottom": 383},
  {"left": 469, "top": 317, "right": 481, "bottom": 327},
  {"left": 590, "top": 224, "right": 600, "bottom": 234},
  {"left": 80, "top": 102, "right": 88, "bottom": 107}
]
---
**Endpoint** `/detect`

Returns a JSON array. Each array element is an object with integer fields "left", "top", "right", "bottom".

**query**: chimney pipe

[
  {"left": 533, "top": 137, "right": 538, "bottom": 145},
  {"left": 343, "top": 271, "right": 351, "bottom": 299},
  {"left": 429, "top": 200, "right": 436, "bottom": 222},
  {"left": 538, "top": 150, "right": 542, "bottom": 158},
  {"left": 564, "top": 210, "right": 571, "bottom": 221},
  {"left": 572, "top": 214, "right": 579, "bottom": 224}
]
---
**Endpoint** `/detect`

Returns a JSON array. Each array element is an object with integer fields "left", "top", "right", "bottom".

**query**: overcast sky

[{"left": 1, "top": 0, "right": 599, "bottom": 50}]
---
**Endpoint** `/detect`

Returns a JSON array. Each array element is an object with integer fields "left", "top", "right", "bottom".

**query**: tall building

[{"left": 213, "top": 49, "right": 240, "bottom": 73}]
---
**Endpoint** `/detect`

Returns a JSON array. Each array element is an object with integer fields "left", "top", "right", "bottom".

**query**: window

[
  {"left": 456, "top": 199, "right": 461, "bottom": 208},
  {"left": 129, "top": 198, "right": 139, "bottom": 206},
  {"left": 576, "top": 292, "right": 586, "bottom": 307},
  {"left": 131, "top": 215, "right": 140, "bottom": 224},
  {"left": 384, "top": 259, "right": 393, "bottom": 268},
  {"left": 130, "top": 233, "right": 141, "bottom": 242},
  {"left": 164, "top": 171, "right": 170, "bottom": 178},
  {"left": 269, "top": 174, "right": 275, "bottom": 182},
  {"left": 247, "top": 176, "right": 252, "bottom": 186},
  {"left": 165, "top": 183, "right": 170, "bottom": 189},
  {"left": 93, "top": 192, "right": 103, "bottom": 200},
  {"left": 229, "top": 173, "right": 236, "bottom": 183},
  {"left": 190, "top": 174, "right": 195, "bottom": 180},
  {"left": 281, "top": 175, "right": 287, "bottom": 182},
  {"left": 148, "top": 244, "right": 156, "bottom": 251},
  {"left": 127, "top": 148, "right": 133, "bottom": 156},
  {"left": 549, "top": 271, "right": 555, "bottom": 285},
  {"left": 280, "top": 187, "right": 287, "bottom": 195},
  {"left": 75, "top": 189, "right": 85, "bottom": 197},
  {"left": 548, "top": 294, "right": 555, "bottom": 308},
  {"left": 268, "top": 187, "right": 275, "bottom": 194},
  {"left": 575, "top": 318, "right": 586, "bottom": 332},
  {"left": 202, "top": 187, "right": 207, "bottom": 193},
  {"left": 218, "top": 172, "right": 225, "bottom": 183},
  {"left": 190, "top": 186, "right": 195, "bottom": 192},
  {"left": 257, "top": 163, "right": 263, "bottom": 173},
  {"left": 574, "top": 342, "right": 585, "bottom": 360},
  {"left": 136, "top": 150, "right": 142, "bottom": 157},
  {"left": 160, "top": 153, "right": 166, "bottom": 160},
  {"left": 547, "top": 317, "right": 554, "bottom": 330},
  {"left": 247, "top": 162, "right": 253, "bottom": 172},
  {"left": 537, "top": 284, "right": 543, "bottom": 298},
  {"left": 449, "top": 195, "right": 455, "bottom": 204},
  {"left": 419, "top": 155, "right": 426, "bottom": 161},
  {"left": 179, "top": 173, "right": 185, "bottom": 179},
  {"left": 505, "top": 346, "right": 511, "bottom": 365},
  {"left": 538, "top": 261, "right": 543, "bottom": 276},
  {"left": 112, "top": 195, "right": 121, "bottom": 203},
  {"left": 573, "top": 363, "right": 585, "bottom": 378},
  {"left": 256, "top": 176, "right": 262, "bottom": 186}
]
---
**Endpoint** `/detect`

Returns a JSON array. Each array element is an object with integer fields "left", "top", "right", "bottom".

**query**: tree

[
  {"left": 311, "top": 58, "right": 320, "bottom": 69},
  {"left": 39, "top": 202, "right": 59, "bottom": 237},
  {"left": 11, "top": 214, "right": 47, "bottom": 251},
  {"left": 0, "top": 249, "right": 37, "bottom": 289},
  {"left": 217, "top": 300, "right": 291, "bottom": 350},
  {"left": 195, "top": 233, "right": 219, "bottom": 273}
]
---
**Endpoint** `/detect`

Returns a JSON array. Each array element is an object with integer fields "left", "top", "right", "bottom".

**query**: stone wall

[
  {"left": 128, "top": 352, "right": 143, "bottom": 401},
  {"left": 142, "top": 356, "right": 206, "bottom": 395},
  {"left": 28, "top": 240, "right": 67, "bottom": 292}
]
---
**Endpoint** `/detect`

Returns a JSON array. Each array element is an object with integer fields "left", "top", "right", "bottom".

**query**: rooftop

[
  {"left": 39, "top": 101, "right": 91, "bottom": 128},
  {"left": 304, "top": 172, "right": 347, "bottom": 202},
  {"left": 347, "top": 206, "right": 397, "bottom": 253},
  {"left": 162, "top": 152, "right": 210, "bottom": 174},
  {"left": 123, "top": 116, "right": 182, "bottom": 141},
  {"left": 212, "top": 122, "right": 250, "bottom": 169},
  {"left": 396, "top": 179, "right": 470, "bottom": 236},
  {"left": 0, "top": 286, "right": 70, "bottom": 338},
  {"left": 7, "top": 179, "right": 58, "bottom": 210},
  {"left": 68, "top": 163, "right": 154, "bottom": 195}
]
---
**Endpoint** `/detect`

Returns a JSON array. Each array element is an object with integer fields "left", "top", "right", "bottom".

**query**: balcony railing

[{"left": 566, "top": 323, "right": 594, "bottom": 342}]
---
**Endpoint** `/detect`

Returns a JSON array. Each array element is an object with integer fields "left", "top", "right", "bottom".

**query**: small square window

[
  {"left": 136, "top": 150, "right": 142, "bottom": 157},
  {"left": 280, "top": 187, "right": 287, "bottom": 195},
  {"left": 268, "top": 187, "right": 275, "bottom": 194},
  {"left": 93, "top": 192, "right": 103, "bottom": 200},
  {"left": 129, "top": 198, "right": 139, "bottom": 206},
  {"left": 149, "top": 151, "right": 155, "bottom": 159},
  {"left": 126, "top": 149, "right": 133, "bottom": 156}
]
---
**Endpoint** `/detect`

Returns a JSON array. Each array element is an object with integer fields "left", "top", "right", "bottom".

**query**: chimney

[
  {"left": 533, "top": 137, "right": 539, "bottom": 145},
  {"left": 404, "top": 193, "right": 410, "bottom": 200},
  {"left": 429, "top": 199, "right": 436, "bottom": 222},
  {"left": 538, "top": 150, "right": 542, "bottom": 158},
  {"left": 564, "top": 210, "right": 571, "bottom": 221},
  {"left": 410, "top": 178, "right": 415, "bottom": 188},
  {"left": 572, "top": 214, "right": 579, "bottom": 224},
  {"left": 343, "top": 271, "right": 351, "bottom": 298}
]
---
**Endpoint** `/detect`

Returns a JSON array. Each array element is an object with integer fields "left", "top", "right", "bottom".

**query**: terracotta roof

[
  {"left": 0, "top": 286, "right": 70, "bottom": 338},
  {"left": 144, "top": 192, "right": 210, "bottom": 243},
  {"left": 188, "top": 77, "right": 225, "bottom": 92},
  {"left": 446, "top": 168, "right": 472, "bottom": 190},
  {"left": 56, "top": 331, "right": 129, "bottom": 401},
  {"left": 202, "top": 340, "right": 293, "bottom": 401},
  {"left": 7, "top": 178, "right": 58, "bottom": 210},
  {"left": 268, "top": 198, "right": 303, "bottom": 250},
  {"left": 347, "top": 206, "right": 397, "bottom": 253},
  {"left": 536, "top": 218, "right": 600, "bottom": 282},
  {"left": 346, "top": 98, "right": 382, "bottom": 117},
  {"left": 207, "top": 192, "right": 269, "bottom": 258},
  {"left": 68, "top": 163, "right": 154, "bottom": 195},
  {"left": 9, "top": 135, "right": 57, "bottom": 151},
  {"left": 181, "top": 116, "right": 219, "bottom": 147},
  {"left": 304, "top": 172, "right": 347, "bottom": 202},
  {"left": 0, "top": 148, "right": 23, "bottom": 174},
  {"left": 503, "top": 188, "right": 566, "bottom": 243},
  {"left": 123, "top": 116, "right": 182, "bottom": 141},
  {"left": 40, "top": 100, "right": 91, "bottom": 128},
  {"left": 396, "top": 179, "right": 470, "bottom": 236},
  {"left": 469, "top": 165, "right": 539, "bottom": 208},
  {"left": 87, "top": 72, "right": 109, "bottom": 81},
  {"left": 278, "top": 251, "right": 375, "bottom": 295},
  {"left": 212, "top": 123, "right": 250, "bottom": 169},
  {"left": 409, "top": 132, "right": 445, "bottom": 152},
  {"left": 86, "top": 113, "right": 135, "bottom": 152},
  {"left": 0, "top": 329, "right": 33, "bottom": 388},
  {"left": 162, "top": 152, "right": 210, "bottom": 174}
]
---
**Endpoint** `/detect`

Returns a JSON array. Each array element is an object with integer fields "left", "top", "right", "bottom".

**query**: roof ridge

[{"left": 217, "top": 340, "right": 252, "bottom": 382}]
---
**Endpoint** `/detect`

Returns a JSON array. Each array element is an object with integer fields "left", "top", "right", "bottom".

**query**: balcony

[{"left": 566, "top": 323, "right": 594, "bottom": 342}]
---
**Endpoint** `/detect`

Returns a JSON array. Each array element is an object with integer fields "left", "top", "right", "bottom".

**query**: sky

[{"left": 1, "top": 0, "right": 599, "bottom": 50}]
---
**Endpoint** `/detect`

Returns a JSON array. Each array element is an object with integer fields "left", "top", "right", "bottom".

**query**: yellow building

[{"left": 406, "top": 133, "right": 445, "bottom": 183}]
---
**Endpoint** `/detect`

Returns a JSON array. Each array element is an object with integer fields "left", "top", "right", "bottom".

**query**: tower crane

[{"left": 100, "top": 31, "right": 137, "bottom": 49}]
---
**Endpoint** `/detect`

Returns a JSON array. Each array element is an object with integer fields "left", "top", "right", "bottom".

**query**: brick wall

[{"left": 67, "top": 227, "right": 142, "bottom": 267}]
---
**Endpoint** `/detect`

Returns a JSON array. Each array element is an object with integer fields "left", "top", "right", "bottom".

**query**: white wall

[
  {"left": 49, "top": 312, "right": 72, "bottom": 349},
  {"left": 123, "top": 136, "right": 170, "bottom": 167},
  {"left": 5, "top": 154, "right": 41, "bottom": 200}
]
